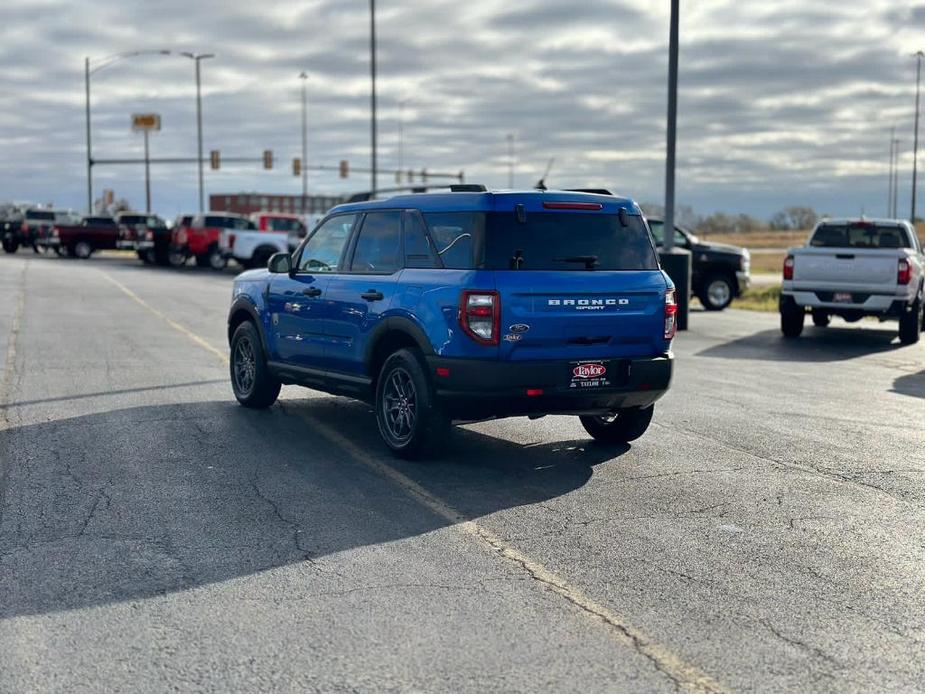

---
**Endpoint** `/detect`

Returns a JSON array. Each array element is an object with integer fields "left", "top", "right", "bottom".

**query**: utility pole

[
  {"left": 84, "top": 57, "right": 92, "bottom": 214},
  {"left": 398, "top": 99, "right": 411, "bottom": 176},
  {"left": 506, "top": 133, "right": 515, "bottom": 188},
  {"left": 913, "top": 51, "right": 923, "bottom": 223},
  {"left": 143, "top": 129, "right": 151, "bottom": 213},
  {"left": 889, "top": 127, "right": 895, "bottom": 218},
  {"left": 369, "top": 0, "right": 378, "bottom": 197},
  {"left": 300, "top": 71, "right": 308, "bottom": 216},
  {"left": 893, "top": 137, "right": 900, "bottom": 218}
]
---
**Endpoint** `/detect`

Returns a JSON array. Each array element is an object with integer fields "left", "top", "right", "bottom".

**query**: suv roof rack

[{"left": 565, "top": 188, "right": 613, "bottom": 196}]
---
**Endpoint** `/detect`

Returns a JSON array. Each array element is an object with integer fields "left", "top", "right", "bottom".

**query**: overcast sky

[{"left": 0, "top": 0, "right": 923, "bottom": 219}]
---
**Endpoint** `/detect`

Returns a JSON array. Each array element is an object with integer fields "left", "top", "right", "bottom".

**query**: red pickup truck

[
  {"left": 170, "top": 212, "right": 255, "bottom": 270},
  {"left": 46, "top": 216, "right": 119, "bottom": 258}
]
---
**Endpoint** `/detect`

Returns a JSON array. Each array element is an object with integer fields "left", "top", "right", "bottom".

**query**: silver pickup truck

[{"left": 780, "top": 218, "right": 924, "bottom": 344}]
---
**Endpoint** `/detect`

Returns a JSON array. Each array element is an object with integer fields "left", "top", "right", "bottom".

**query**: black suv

[{"left": 647, "top": 218, "right": 751, "bottom": 311}]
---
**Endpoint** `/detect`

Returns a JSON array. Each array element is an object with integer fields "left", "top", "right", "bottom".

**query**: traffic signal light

[
  {"left": 339, "top": 159, "right": 349, "bottom": 178},
  {"left": 210, "top": 150, "right": 220, "bottom": 170},
  {"left": 421, "top": 168, "right": 428, "bottom": 183},
  {"left": 263, "top": 150, "right": 273, "bottom": 169},
  {"left": 292, "top": 158, "right": 301, "bottom": 176}
]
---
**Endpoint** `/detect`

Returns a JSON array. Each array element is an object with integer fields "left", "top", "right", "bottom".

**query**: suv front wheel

[
  {"left": 580, "top": 406, "right": 654, "bottom": 444},
  {"left": 375, "top": 349, "right": 448, "bottom": 459}
]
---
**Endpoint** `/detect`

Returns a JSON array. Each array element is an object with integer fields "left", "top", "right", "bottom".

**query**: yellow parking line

[{"left": 103, "top": 268, "right": 727, "bottom": 693}]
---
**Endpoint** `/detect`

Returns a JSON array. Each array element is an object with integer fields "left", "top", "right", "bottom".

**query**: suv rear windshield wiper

[{"left": 553, "top": 255, "right": 599, "bottom": 269}]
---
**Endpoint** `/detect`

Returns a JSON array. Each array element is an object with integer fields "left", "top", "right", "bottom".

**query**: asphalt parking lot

[{"left": 1, "top": 252, "right": 924, "bottom": 692}]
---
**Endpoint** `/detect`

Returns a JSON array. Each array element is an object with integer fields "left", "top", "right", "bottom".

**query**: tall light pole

[
  {"left": 889, "top": 127, "right": 896, "bottom": 217},
  {"left": 300, "top": 71, "right": 308, "bottom": 216},
  {"left": 181, "top": 52, "right": 215, "bottom": 214},
  {"left": 664, "top": 0, "right": 680, "bottom": 252},
  {"left": 912, "top": 51, "right": 923, "bottom": 224},
  {"left": 398, "top": 98, "right": 411, "bottom": 176},
  {"left": 506, "top": 133, "right": 515, "bottom": 188},
  {"left": 370, "top": 0, "right": 378, "bottom": 197},
  {"left": 84, "top": 49, "right": 172, "bottom": 214},
  {"left": 893, "top": 137, "right": 900, "bottom": 218}
]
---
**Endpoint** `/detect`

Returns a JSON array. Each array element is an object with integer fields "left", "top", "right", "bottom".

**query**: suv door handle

[
  {"left": 302, "top": 287, "right": 322, "bottom": 297},
  {"left": 360, "top": 290, "right": 384, "bottom": 301}
]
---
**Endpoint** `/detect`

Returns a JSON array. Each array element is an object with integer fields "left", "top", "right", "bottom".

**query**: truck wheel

[
  {"left": 699, "top": 275, "right": 734, "bottom": 311},
  {"left": 208, "top": 248, "right": 226, "bottom": 271},
  {"left": 230, "top": 321, "right": 280, "bottom": 408},
  {"left": 375, "top": 348, "right": 448, "bottom": 459},
  {"left": 2, "top": 237, "right": 18, "bottom": 254},
  {"left": 252, "top": 247, "right": 275, "bottom": 270},
  {"left": 812, "top": 309, "right": 830, "bottom": 327},
  {"left": 580, "top": 406, "right": 654, "bottom": 444},
  {"left": 32, "top": 243, "right": 41, "bottom": 254},
  {"left": 899, "top": 295, "right": 922, "bottom": 345},
  {"left": 138, "top": 250, "right": 154, "bottom": 264},
  {"left": 169, "top": 250, "right": 188, "bottom": 267},
  {"left": 74, "top": 241, "right": 93, "bottom": 259},
  {"left": 780, "top": 297, "right": 804, "bottom": 338}
]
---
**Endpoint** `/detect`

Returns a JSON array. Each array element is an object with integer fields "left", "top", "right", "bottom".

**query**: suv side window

[
  {"left": 403, "top": 211, "right": 439, "bottom": 269},
  {"left": 350, "top": 211, "right": 401, "bottom": 273},
  {"left": 298, "top": 214, "right": 357, "bottom": 273}
]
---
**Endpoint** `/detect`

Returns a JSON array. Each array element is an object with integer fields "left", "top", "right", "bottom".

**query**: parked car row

[{"left": 1, "top": 208, "right": 308, "bottom": 271}]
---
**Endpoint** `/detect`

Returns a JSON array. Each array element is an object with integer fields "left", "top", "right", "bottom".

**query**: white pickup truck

[
  {"left": 219, "top": 213, "right": 309, "bottom": 269},
  {"left": 780, "top": 218, "right": 924, "bottom": 344}
]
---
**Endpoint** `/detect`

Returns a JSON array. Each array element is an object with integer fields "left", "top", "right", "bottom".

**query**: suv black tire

[
  {"left": 698, "top": 274, "right": 734, "bottom": 311},
  {"left": 580, "top": 406, "right": 654, "bottom": 444},
  {"left": 375, "top": 348, "right": 448, "bottom": 459},
  {"left": 899, "top": 294, "right": 922, "bottom": 345},
  {"left": 230, "top": 321, "right": 281, "bottom": 408},
  {"left": 780, "top": 297, "right": 804, "bottom": 338},
  {"left": 812, "top": 309, "right": 830, "bottom": 327}
]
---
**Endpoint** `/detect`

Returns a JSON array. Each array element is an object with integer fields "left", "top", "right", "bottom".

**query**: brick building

[{"left": 210, "top": 193, "right": 349, "bottom": 216}]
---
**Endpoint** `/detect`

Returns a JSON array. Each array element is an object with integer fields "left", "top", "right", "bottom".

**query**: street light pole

[
  {"left": 182, "top": 53, "right": 215, "bottom": 214},
  {"left": 85, "top": 57, "right": 92, "bottom": 214},
  {"left": 398, "top": 99, "right": 410, "bottom": 176},
  {"left": 893, "top": 137, "right": 900, "bottom": 218},
  {"left": 889, "top": 127, "right": 895, "bottom": 218},
  {"left": 300, "top": 71, "right": 308, "bottom": 216},
  {"left": 664, "top": 0, "right": 680, "bottom": 252},
  {"left": 370, "top": 0, "right": 378, "bottom": 197},
  {"left": 507, "top": 133, "right": 514, "bottom": 188},
  {"left": 912, "top": 51, "right": 923, "bottom": 224}
]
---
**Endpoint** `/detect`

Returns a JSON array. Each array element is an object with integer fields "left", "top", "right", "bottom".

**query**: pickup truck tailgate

[{"left": 793, "top": 248, "right": 898, "bottom": 287}]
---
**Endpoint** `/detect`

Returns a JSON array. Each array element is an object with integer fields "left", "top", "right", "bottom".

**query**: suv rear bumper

[{"left": 426, "top": 353, "right": 673, "bottom": 419}]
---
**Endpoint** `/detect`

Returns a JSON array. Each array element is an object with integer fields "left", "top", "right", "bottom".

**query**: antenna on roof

[{"left": 535, "top": 158, "right": 555, "bottom": 191}]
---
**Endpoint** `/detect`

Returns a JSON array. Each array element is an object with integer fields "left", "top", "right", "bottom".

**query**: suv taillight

[
  {"left": 783, "top": 255, "right": 794, "bottom": 281},
  {"left": 898, "top": 259, "right": 912, "bottom": 285},
  {"left": 664, "top": 289, "right": 678, "bottom": 340},
  {"left": 459, "top": 290, "right": 500, "bottom": 345}
]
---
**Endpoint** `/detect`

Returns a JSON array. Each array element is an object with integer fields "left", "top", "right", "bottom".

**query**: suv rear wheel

[
  {"left": 375, "top": 349, "right": 448, "bottom": 459},
  {"left": 899, "top": 294, "right": 922, "bottom": 345},
  {"left": 230, "top": 321, "right": 281, "bottom": 408},
  {"left": 580, "top": 406, "right": 654, "bottom": 444}
]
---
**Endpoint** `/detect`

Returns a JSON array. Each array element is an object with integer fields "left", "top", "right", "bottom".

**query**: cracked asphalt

[{"left": 1, "top": 252, "right": 924, "bottom": 693}]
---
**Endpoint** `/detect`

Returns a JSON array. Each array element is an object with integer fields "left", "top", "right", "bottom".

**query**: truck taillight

[
  {"left": 51, "top": 226, "right": 59, "bottom": 238},
  {"left": 21, "top": 222, "right": 28, "bottom": 233},
  {"left": 459, "top": 290, "right": 500, "bottom": 345},
  {"left": 228, "top": 233, "right": 236, "bottom": 249},
  {"left": 145, "top": 230, "right": 153, "bottom": 241},
  {"left": 664, "top": 288, "right": 678, "bottom": 340},
  {"left": 898, "top": 259, "right": 912, "bottom": 285},
  {"left": 783, "top": 255, "right": 795, "bottom": 281}
]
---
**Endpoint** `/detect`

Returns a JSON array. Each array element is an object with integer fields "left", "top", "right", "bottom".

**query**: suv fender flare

[
  {"left": 228, "top": 296, "right": 270, "bottom": 353},
  {"left": 364, "top": 316, "right": 435, "bottom": 366}
]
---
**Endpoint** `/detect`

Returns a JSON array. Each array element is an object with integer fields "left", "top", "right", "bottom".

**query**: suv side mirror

[{"left": 268, "top": 252, "right": 292, "bottom": 274}]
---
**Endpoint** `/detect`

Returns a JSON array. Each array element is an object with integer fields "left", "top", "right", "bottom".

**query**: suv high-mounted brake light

[
  {"left": 542, "top": 202, "right": 603, "bottom": 211},
  {"left": 664, "top": 289, "right": 678, "bottom": 340},
  {"left": 459, "top": 290, "right": 500, "bottom": 345},
  {"left": 783, "top": 255, "right": 795, "bottom": 281},
  {"left": 898, "top": 259, "right": 912, "bottom": 285}
]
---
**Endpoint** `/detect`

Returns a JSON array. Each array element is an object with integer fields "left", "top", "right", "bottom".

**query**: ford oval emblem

[{"left": 509, "top": 324, "right": 530, "bottom": 333}]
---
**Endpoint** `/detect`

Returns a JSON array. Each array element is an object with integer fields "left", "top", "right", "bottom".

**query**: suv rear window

[
  {"left": 423, "top": 212, "right": 659, "bottom": 271},
  {"left": 810, "top": 223, "right": 911, "bottom": 249}
]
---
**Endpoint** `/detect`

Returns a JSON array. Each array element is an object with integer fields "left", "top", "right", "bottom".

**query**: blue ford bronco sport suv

[{"left": 227, "top": 189, "right": 676, "bottom": 458}]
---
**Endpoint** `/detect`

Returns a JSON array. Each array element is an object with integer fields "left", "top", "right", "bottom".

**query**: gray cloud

[{"left": 0, "top": 0, "right": 922, "bottom": 218}]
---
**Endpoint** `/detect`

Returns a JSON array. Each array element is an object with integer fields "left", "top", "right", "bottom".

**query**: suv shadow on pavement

[
  {"left": 0, "top": 399, "right": 622, "bottom": 620},
  {"left": 695, "top": 325, "right": 908, "bottom": 363}
]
